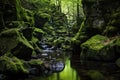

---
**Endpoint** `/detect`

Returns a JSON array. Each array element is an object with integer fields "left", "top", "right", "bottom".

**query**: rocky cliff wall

[{"left": 82, "top": 0, "right": 120, "bottom": 37}]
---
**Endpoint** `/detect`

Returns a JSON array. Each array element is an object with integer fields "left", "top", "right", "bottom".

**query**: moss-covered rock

[
  {"left": 0, "top": 29, "right": 19, "bottom": 55},
  {"left": 33, "top": 28, "right": 44, "bottom": 40},
  {"left": 34, "top": 12, "right": 51, "bottom": 28},
  {"left": 21, "top": 27, "right": 34, "bottom": 41},
  {"left": 81, "top": 35, "right": 117, "bottom": 61},
  {"left": 53, "top": 37, "right": 64, "bottom": 48},
  {"left": 0, "top": 56, "right": 29, "bottom": 74},
  {"left": 0, "top": 28, "right": 34, "bottom": 60},
  {"left": 28, "top": 59, "right": 43, "bottom": 67},
  {"left": 16, "top": 0, "right": 34, "bottom": 27},
  {"left": 0, "top": 0, "right": 48, "bottom": 77}
]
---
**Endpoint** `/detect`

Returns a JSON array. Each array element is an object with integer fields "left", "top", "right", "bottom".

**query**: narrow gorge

[{"left": 0, "top": 0, "right": 120, "bottom": 80}]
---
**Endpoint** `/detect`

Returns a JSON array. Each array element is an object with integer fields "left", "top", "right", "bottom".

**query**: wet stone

[{"left": 50, "top": 61, "right": 65, "bottom": 72}]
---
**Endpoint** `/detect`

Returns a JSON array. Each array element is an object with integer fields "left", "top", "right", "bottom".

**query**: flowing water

[{"left": 25, "top": 44, "right": 120, "bottom": 80}]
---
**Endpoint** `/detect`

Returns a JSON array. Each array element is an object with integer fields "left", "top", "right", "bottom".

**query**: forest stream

[
  {"left": 25, "top": 44, "right": 120, "bottom": 80},
  {"left": 0, "top": 0, "right": 120, "bottom": 80}
]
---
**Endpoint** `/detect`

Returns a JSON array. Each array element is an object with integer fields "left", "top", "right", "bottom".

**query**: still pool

[
  {"left": 29, "top": 57, "right": 120, "bottom": 80},
  {"left": 31, "top": 59, "right": 80, "bottom": 80}
]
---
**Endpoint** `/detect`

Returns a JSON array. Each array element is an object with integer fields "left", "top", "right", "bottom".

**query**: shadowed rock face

[
  {"left": 0, "top": 0, "right": 17, "bottom": 29},
  {"left": 80, "top": 0, "right": 120, "bottom": 62},
  {"left": 82, "top": 0, "right": 120, "bottom": 37}
]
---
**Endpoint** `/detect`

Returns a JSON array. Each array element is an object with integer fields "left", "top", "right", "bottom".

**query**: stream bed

[{"left": 25, "top": 48, "right": 120, "bottom": 80}]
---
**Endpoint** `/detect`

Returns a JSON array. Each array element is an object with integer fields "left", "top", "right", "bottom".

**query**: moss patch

[
  {"left": 0, "top": 56, "right": 29, "bottom": 74},
  {"left": 81, "top": 35, "right": 108, "bottom": 50},
  {"left": 81, "top": 35, "right": 117, "bottom": 61}
]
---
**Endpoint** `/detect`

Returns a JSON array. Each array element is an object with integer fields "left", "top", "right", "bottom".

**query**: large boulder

[
  {"left": 80, "top": 35, "right": 118, "bottom": 61},
  {"left": 0, "top": 28, "right": 34, "bottom": 60}
]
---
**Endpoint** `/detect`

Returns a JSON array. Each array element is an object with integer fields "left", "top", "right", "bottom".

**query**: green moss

[
  {"left": 0, "top": 56, "right": 17, "bottom": 72},
  {"left": 0, "top": 56, "right": 29, "bottom": 74},
  {"left": 80, "top": 35, "right": 118, "bottom": 61},
  {"left": 13, "top": 57, "right": 29, "bottom": 73},
  {"left": 32, "top": 28, "right": 44, "bottom": 42},
  {"left": 0, "top": 28, "right": 18, "bottom": 37},
  {"left": 62, "top": 45, "right": 71, "bottom": 50},
  {"left": 16, "top": 29, "right": 34, "bottom": 50},
  {"left": 28, "top": 59, "right": 43, "bottom": 66},
  {"left": 71, "top": 21, "right": 85, "bottom": 43},
  {"left": 81, "top": 35, "right": 108, "bottom": 50},
  {"left": 16, "top": 0, "right": 34, "bottom": 27},
  {"left": 36, "top": 11, "right": 50, "bottom": 20},
  {"left": 34, "top": 28, "right": 44, "bottom": 34},
  {"left": 56, "top": 28, "right": 66, "bottom": 33},
  {"left": 53, "top": 37, "right": 64, "bottom": 46},
  {"left": 0, "top": 28, "right": 34, "bottom": 60},
  {"left": 31, "top": 36, "right": 39, "bottom": 44},
  {"left": 16, "top": 0, "right": 22, "bottom": 20},
  {"left": 22, "top": 8, "right": 34, "bottom": 26},
  {"left": 0, "top": 29, "right": 19, "bottom": 54},
  {"left": 32, "top": 50, "right": 37, "bottom": 57}
]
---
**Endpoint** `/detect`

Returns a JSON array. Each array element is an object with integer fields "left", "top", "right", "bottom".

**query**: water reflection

[
  {"left": 32, "top": 59, "right": 80, "bottom": 80},
  {"left": 30, "top": 50, "right": 120, "bottom": 80}
]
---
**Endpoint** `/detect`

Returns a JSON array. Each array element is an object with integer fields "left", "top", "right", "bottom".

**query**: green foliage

[{"left": 61, "top": 0, "right": 84, "bottom": 20}]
